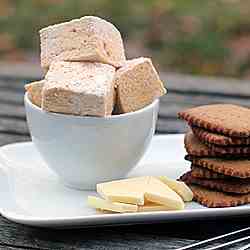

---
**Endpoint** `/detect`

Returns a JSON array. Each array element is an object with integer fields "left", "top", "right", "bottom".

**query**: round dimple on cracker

[
  {"left": 187, "top": 184, "right": 250, "bottom": 208},
  {"left": 179, "top": 104, "right": 250, "bottom": 138},
  {"left": 180, "top": 171, "right": 250, "bottom": 194},
  {"left": 192, "top": 126, "right": 250, "bottom": 146}
]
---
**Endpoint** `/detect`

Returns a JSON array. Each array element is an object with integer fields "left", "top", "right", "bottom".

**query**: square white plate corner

[{"left": 0, "top": 134, "right": 249, "bottom": 228}]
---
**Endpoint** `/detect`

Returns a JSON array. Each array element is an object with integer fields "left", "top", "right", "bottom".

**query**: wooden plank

[
  {"left": 158, "top": 102, "right": 192, "bottom": 118},
  {"left": 0, "top": 215, "right": 248, "bottom": 250},
  {"left": 156, "top": 118, "right": 187, "bottom": 134},
  {"left": 161, "top": 92, "right": 250, "bottom": 106},
  {"left": 0, "top": 90, "right": 24, "bottom": 105},
  {"left": 163, "top": 73, "right": 250, "bottom": 97},
  {"left": 0, "top": 246, "right": 34, "bottom": 250},
  {"left": 0, "top": 80, "right": 25, "bottom": 92},
  {"left": 0, "top": 216, "right": 195, "bottom": 250},
  {"left": 0, "top": 62, "right": 43, "bottom": 80},
  {"left": 158, "top": 92, "right": 250, "bottom": 120},
  {"left": 0, "top": 104, "right": 25, "bottom": 119},
  {"left": 0, "top": 134, "right": 30, "bottom": 146},
  {"left": 159, "top": 91, "right": 250, "bottom": 123},
  {"left": 0, "top": 118, "right": 29, "bottom": 135}
]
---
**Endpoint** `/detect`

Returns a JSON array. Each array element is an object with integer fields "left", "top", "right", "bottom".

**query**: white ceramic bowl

[{"left": 24, "top": 93, "right": 159, "bottom": 190}]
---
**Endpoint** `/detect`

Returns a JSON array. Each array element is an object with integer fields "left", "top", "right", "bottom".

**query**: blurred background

[{"left": 1, "top": 0, "right": 250, "bottom": 78}]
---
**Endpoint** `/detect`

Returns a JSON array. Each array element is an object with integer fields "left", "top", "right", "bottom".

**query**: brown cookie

[
  {"left": 192, "top": 126, "right": 250, "bottom": 146},
  {"left": 178, "top": 104, "right": 250, "bottom": 138},
  {"left": 187, "top": 184, "right": 250, "bottom": 208},
  {"left": 184, "top": 132, "right": 247, "bottom": 157},
  {"left": 184, "top": 131, "right": 220, "bottom": 157},
  {"left": 206, "top": 142, "right": 250, "bottom": 155},
  {"left": 191, "top": 165, "right": 227, "bottom": 179},
  {"left": 185, "top": 155, "right": 250, "bottom": 178},
  {"left": 180, "top": 171, "right": 250, "bottom": 194}
]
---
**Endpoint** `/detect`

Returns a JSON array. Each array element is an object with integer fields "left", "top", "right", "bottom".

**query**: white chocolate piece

[
  {"left": 158, "top": 176, "right": 193, "bottom": 202},
  {"left": 144, "top": 176, "right": 185, "bottom": 210},
  {"left": 97, "top": 177, "right": 147, "bottom": 205},
  {"left": 138, "top": 202, "right": 177, "bottom": 212},
  {"left": 88, "top": 196, "right": 178, "bottom": 213},
  {"left": 88, "top": 196, "right": 138, "bottom": 213},
  {"left": 97, "top": 176, "right": 184, "bottom": 210}
]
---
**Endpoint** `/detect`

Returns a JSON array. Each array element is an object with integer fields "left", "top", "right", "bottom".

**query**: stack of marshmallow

[{"left": 25, "top": 16, "right": 166, "bottom": 116}]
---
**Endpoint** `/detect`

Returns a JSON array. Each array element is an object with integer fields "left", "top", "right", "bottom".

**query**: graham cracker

[
  {"left": 181, "top": 172, "right": 250, "bottom": 194},
  {"left": 192, "top": 126, "right": 250, "bottom": 146},
  {"left": 178, "top": 104, "right": 250, "bottom": 137},
  {"left": 185, "top": 155, "right": 250, "bottom": 178},
  {"left": 185, "top": 132, "right": 250, "bottom": 157},
  {"left": 184, "top": 131, "right": 220, "bottom": 157},
  {"left": 187, "top": 184, "right": 250, "bottom": 207},
  {"left": 206, "top": 142, "right": 250, "bottom": 155}
]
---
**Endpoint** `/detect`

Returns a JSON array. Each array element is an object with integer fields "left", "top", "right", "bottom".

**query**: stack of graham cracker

[{"left": 178, "top": 104, "right": 250, "bottom": 208}]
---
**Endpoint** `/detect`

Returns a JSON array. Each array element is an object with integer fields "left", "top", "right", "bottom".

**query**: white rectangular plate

[{"left": 0, "top": 134, "right": 249, "bottom": 228}]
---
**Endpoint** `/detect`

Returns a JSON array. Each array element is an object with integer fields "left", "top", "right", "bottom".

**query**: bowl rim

[{"left": 24, "top": 92, "right": 159, "bottom": 121}]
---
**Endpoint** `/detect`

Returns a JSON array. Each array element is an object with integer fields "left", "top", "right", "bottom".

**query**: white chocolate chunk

[
  {"left": 88, "top": 196, "right": 178, "bottom": 213},
  {"left": 158, "top": 176, "right": 193, "bottom": 202},
  {"left": 88, "top": 196, "right": 138, "bottom": 213},
  {"left": 42, "top": 61, "right": 116, "bottom": 117},
  {"left": 144, "top": 177, "right": 185, "bottom": 210},
  {"left": 138, "top": 202, "right": 178, "bottom": 212},
  {"left": 25, "top": 80, "right": 45, "bottom": 107},
  {"left": 40, "top": 16, "right": 126, "bottom": 68},
  {"left": 97, "top": 176, "right": 184, "bottom": 210},
  {"left": 115, "top": 57, "right": 166, "bottom": 113},
  {"left": 97, "top": 176, "right": 147, "bottom": 205}
]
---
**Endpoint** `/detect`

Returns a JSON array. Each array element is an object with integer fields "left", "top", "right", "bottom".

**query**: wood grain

[
  {"left": 0, "top": 118, "right": 28, "bottom": 135},
  {"left": 0, "top": 133, "right": 30, "bottom": 146},
  {"left": 0, "top": 216, "right": 197, "bottom": 250},
  {"left": 0, "top": 90, "right": 24, "bottom": 105},
  {"left": 164, "top": 73, "right": 250, "bottom": 97},
  {"left": 0, "top": 216, "right": 249, "bottom": 250},
  {"left": 161, "top": 92, "right": 250, "bottom": 106},
  {"left": 0, "top": 80, "right": 25, "bottom": 92},
  {"left": 0, "top": 104, "right": 25, "bottom": 119}
]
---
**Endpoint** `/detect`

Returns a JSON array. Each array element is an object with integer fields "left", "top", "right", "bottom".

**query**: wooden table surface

[{"left": 0, "top": 70, "right": 249, "bottom": 249}]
